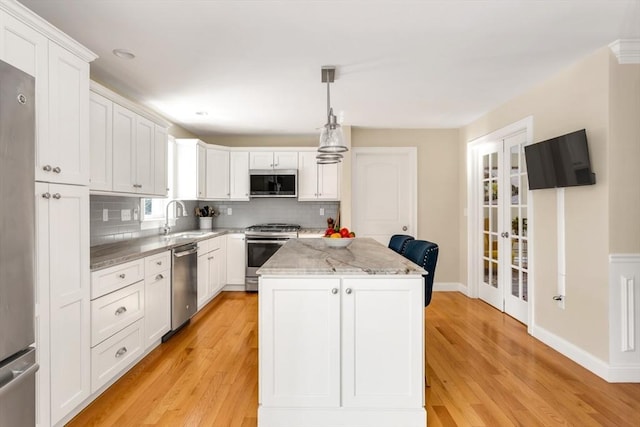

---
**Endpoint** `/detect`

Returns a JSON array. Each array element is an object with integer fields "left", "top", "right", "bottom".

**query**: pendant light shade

[
  {"left": 318, "top": 66, "right": 347, "bottom": 162},
  {"left": 316, "top": 152, "right": 343, "bottom": 164}
]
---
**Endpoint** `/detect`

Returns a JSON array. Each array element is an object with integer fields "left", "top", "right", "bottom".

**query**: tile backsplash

[{"left": 90, "top": 195, "right": 339, "bottom": 246}]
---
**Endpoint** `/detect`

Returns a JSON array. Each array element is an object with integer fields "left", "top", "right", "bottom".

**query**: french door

[{"left": 478, "top": 130, "right": 529, "bottom": 324}]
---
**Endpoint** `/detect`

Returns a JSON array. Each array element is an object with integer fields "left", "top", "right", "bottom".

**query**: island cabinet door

[
  {"left": 260, "top": 277, "right": 341, "bottom": 408},
  {"left": 341, "top": 277, "right": 424, "bottom": 408}
]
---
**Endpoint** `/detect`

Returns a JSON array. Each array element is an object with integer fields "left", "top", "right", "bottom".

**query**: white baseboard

[
  {"left": 531, "top": 323, "right": 640, "bottom": 382},
  {"left": 223, "top": 284, "right": 246, "bottom": 292},
  {"left": 433, "top": 282, "right": 466, "bottom": 293}
]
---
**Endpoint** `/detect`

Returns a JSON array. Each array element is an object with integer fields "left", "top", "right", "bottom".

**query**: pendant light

[{"left": 318, "top": 66, "right": 347, "bottom": 163}]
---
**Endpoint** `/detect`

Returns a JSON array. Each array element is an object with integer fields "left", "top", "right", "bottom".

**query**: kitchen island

[{"left": 257, "top": 238, "right": 427, "bottom": 427}]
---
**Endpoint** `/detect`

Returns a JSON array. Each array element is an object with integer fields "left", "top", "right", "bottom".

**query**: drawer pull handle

[
  {"left": 156, "top": 274, "right": 164, "bottom": 280},
  {"left": 115, "top": 306, "right": 127, "bottom": 316},
  {"left": 115, "top": 347, "right": 127, "bottom": 358},
  {"left": 156, "top": 261, "right": 162, "bottom": 265},
  {"left": 118, "top": 273, "right": 126, "bottom": 279}
]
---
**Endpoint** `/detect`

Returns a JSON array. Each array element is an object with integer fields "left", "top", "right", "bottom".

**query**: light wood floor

[{"left": 68, "top": 291, "right": 640, "bottom": 426}]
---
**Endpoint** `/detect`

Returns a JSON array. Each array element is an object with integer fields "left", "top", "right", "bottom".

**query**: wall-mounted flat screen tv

[{"left": 524, "top": 129, "right": 596, "bottom": 190}]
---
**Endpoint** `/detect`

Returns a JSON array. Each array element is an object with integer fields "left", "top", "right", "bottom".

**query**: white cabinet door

[
  {"left": 112, "top": 104, "right": 136, "bottom": 193},
  {"left": 89, "top": 92, "right": 113, "bottom": 191},
  {"left": 341, "top": 278, "right": 423, "bottom": 408},
  {"left": 153, "top": 125, "right": 168, "bottom": 196},
  {"left": 318, "top": 162, "right": 340, "bottom": 200},
  {"left": 226, "top": 234, "right": 245, "bottom": 285},
  {"left": 144, "top": 268, "right": 170, "bottom": 348},
  {"left": 249, "top": 151, "right": 274, "bottom": 169},
  {"left": 37, "top": 183, "right": 90, "bottom": 425},
  {"left": 135, "top": 115, "right": 155, "bottom": 194},
  {"left": 46, "top": 42, "right": 90, "bottom": 186},
  {"left": 197, "top": 252, "right": 210, "bottom": 310},
  {"left": 274, "top": 151, "right": 298, "bottom": 169},
  {"left": 205, "top": 148, "right": 230, "bottom": 199},
  {"left": 229, "top": 151, "right": 249, "bottom": 200},
  {"left": 209, "top": 248, "right": 224, "bottom": 297},
  {"left": 197, "top": 143, "right": 207, "bottom": 199},
  {"left": 260, "top": 277, "right": 341, "bottom": 408},
  {"left": 297, "top": 151, "right": 319, "bottom": 200}
]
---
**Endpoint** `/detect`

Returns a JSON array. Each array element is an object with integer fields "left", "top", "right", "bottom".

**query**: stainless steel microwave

[{"left": 249, "top": 169, "right": 297, "bottom": 198}]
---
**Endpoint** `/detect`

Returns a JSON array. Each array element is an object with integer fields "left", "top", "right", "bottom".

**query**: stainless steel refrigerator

[{"left": 0, "top": 59, "right": 39, "bottom": 426}]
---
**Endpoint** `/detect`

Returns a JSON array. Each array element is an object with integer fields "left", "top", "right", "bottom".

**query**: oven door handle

[{"left": 247, "top": 239, "right": 288, "bottom": 245}]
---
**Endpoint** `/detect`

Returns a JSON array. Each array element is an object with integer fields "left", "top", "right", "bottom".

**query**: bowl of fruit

[{"left": 323, "top": 227, "right": 356, "bottom": 248}]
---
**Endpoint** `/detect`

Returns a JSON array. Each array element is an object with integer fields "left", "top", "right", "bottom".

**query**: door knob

[{"left": 402, "top": 226, "right": 408, "bottom": 231}]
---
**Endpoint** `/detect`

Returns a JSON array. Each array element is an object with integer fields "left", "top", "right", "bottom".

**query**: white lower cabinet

[
  {"left": 226, "top": 233, "right": 246, "bottom": 285},
  {"left": 90, "top": 281, "right": 144, "bottom": 347},
  {"left": 197, "top": 236, "right": 227, "bottom": 310},
  {"left": 259, "top": 276, "right": 424, "bottom": 426},
  {"left": 144, "top": 252, "right": 171, "bottom": 348}
]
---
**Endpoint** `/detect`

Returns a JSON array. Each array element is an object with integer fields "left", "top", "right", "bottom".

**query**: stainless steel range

[{"left": 245, "top": 223, "right": 300, "bottom": 291}]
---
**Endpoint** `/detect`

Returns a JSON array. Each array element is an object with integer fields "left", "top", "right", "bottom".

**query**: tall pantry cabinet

[{"left": 0, "top": 2, "right": 96, "bottom": 426}]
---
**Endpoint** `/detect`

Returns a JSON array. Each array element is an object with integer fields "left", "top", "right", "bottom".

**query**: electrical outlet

[
  {"left": 133, "top": 208, "right": 139, "bottom": 221},
  {"left": 121, "top": 209, "right": 131, "bottom": 221},
  {"left": 103, "top": 209, "right": 109, "bottom": 222},
  {"left": 320, "top": 208, "right": 325, "bottom": 216},
  {"left": 227, "top": 207, "right": 232, "bottom": 216}
]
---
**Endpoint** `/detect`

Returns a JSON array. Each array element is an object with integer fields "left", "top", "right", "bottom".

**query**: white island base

[{"left": 257, "top": 238, "right": 427, "bottom": 427}]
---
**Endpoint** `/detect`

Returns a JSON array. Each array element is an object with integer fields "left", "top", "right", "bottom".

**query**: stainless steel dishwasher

[{"left": 162, "top": 242, "right": 198, "bottom": 342}]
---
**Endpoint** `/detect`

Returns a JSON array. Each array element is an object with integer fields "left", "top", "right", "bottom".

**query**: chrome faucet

[{"left": 163, "top": 200, "right": 188, "bottom": 235}]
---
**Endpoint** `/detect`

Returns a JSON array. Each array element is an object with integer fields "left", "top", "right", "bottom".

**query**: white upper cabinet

[
  {"left": 42, "top": 42, "right": 90, "bottom": 185},
  {"left": 89, "top": 92, "right": 113, "bottom": 191},
  {"left": 205, "top": 148, "right": 230, "bottom": 199},
  {"left": 298, "top": 151, "right": 340, "bottom": 201},
  {"left": 174, "top": 139, "right": 205, "bottom": 199},
  {"left": 90, "top": 83, "right": 169, "bottom": 196},
  {"left": 250, "top": 151, "right": 298, "bottom": 170},
  {"left": 229, "top": 151, "right": 249, "bottom": 200}
]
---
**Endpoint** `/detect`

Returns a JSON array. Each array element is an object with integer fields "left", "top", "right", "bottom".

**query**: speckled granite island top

[{"left": 257, "top": 237, "right": 426, "bottom": 275}]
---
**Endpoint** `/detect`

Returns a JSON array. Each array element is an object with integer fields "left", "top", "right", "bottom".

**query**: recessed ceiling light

[
  {"left": 112, "top": 49, "right": 135, "bottom": 60},
  {"left": 195, "top": 111, "right": 209, "bottom": 116}
]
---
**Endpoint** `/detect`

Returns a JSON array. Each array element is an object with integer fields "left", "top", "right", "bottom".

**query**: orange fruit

[{"left": 330, "top": 233, "right": 341, "bottom": 238}]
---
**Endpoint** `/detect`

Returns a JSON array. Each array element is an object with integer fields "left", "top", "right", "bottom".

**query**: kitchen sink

[{"left": 163, "top": 231, "right": 213, "bottom": 240}]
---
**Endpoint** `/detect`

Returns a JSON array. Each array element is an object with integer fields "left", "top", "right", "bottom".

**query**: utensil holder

[{"left": 199, "top": 217, "right": 212, "bottom": 230}]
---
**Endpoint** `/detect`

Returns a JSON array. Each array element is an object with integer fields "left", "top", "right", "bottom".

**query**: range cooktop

[{"left": 245, "top": 223, "right": 301, "bottom": 233}]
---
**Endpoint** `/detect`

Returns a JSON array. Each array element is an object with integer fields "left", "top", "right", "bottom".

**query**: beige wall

[
  {"left": 168, "top": 124, "right": 197, "bottom": 139},
  {"left": 460, "top": 48, "right": 613, "bottom": 361},
  {"left": 203, "top": 134, "right": 318, "bottom": 147},
  {"left": 351, "top": 128, "right": 460, "bottom": 283},
  {"left": 608, "top": 58, "right": 640, "bottom": 253}
]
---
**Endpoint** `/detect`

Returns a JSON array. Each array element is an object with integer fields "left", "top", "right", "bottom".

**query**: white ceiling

[{"left": 19, "top": 0, "right": 640, "bottom": 137}]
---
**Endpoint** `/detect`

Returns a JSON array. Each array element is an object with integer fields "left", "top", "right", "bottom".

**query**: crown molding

[{"left": 609, "top": 39, "right": 640, "bottom": 64}]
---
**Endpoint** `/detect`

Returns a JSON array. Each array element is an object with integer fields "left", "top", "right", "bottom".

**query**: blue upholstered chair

[
  {"left": 403, "top": 239, "right": 439, "bottom": 386},
  {"left": 388, "top": 234, "right": 415, "bottom": 255},
  {"left": 403, "top": 240, "right": 439, "bottom": 307}
]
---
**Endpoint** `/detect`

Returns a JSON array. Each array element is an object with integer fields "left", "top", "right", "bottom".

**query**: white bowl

[{"left": 322, "top": 237, "right": 354, "bottom": 248}]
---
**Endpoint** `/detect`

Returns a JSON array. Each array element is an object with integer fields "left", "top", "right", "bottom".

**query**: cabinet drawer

[
  {"left": 91, "top": 319, "right": 144, "bottom": 393},
  {"left": 197, "top": 238, "right": 210, "bottom": 253},
  {"left": 91, "top": 281, "right": 144, "bottom": 346},
  {"left": 209, "top": 236, "right": 223, "bottom": 251},
  {"left": 145, "top": 251, "right": 171, "bottom": 277},
  {"left": 91, "top": 258, "right": 145, "bottom": 299}
]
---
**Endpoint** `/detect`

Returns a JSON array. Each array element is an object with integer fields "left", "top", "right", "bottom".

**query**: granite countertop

[
  {"left": 257, "top": 237, "right": 426, "bottom": 276},
  {"left": 90, "top": 228, "right": 244, "bottom": 271}
]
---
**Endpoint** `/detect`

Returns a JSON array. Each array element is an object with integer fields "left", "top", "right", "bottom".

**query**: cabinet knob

[
  {"left": 52, "top": 166, "right": 61, "bottom": 174},
  {"left": 114, "top": 306, "right": 127, "bottom": 316},
  {"left": 402, "top": 226, "right": 408, "bottom": 231},
  {"left": 42, "top": 164, "right": 52, "bottom": 172},
  {"left": 157, "top": 261, "right": 162, "bottom": 265},
  {"left": 118, "top": 273, "right": 126, "bottom": 279},
  {"left": 156, "top": 274, "right": 164, "bottom": 280},
  {"left": 115, "top": 347, "right": 128, "bottom": 358},
  {"left": 42, "top": 192, "right": 51, "bottom": 199},
  {"left": 52, "top": 193, "right": 61, "bottom": 199},
  {"left": 345, "top": 288, "right": 352, "bottom": 295},
  {"left": 331, "top": 288, "right": 338, "bottom": 295}
]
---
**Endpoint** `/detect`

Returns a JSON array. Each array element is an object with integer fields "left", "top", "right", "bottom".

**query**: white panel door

[
  {"left": 144, "top": 270, "right": 171, "bottom": 347},
  {"left": 205, "top": 148, "right": 230, "bottom": 199},
  {"left": 341, "top": 278, "right": 423, "bottom": 408},
  {"left": 226, "top": 234, "right": 245, "bottom": 285},
  {"left": 353, "top": 148, "right": 417, "bottom": 244},
  {"left": 318, "top": 162, "right": 339, "bottom": 200},
  {"left": 229, "top": 151, "right": 249, "bottom": 200},
  {"left": 260, "top": 277, "right": 341, "bottom": 408},
  {"left": 45, "top": 184, "right": 90, "bottom": 424},
  {"left": 197, "top": 143, "right": 206, "bottom": 198},
  {"left": 46, "top": 42, "right": 89, "bottom": 186},
  {"left": 153, "top": 125, "right": 168, "bottom": 196},
  {"left": 249, "top": 151, "right": 274, "bottom": 169},
  {"left": 197, "top": 253, "right": 210, "bottom": 310},
  {"left": 274, "top": 151, "right": 298, "bottom": 169},
  {"left": 297, "top": 151, "right": 319, "bottom": 200}
]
